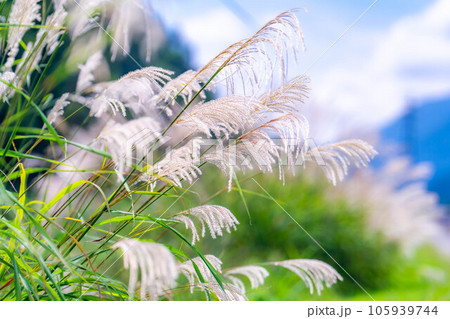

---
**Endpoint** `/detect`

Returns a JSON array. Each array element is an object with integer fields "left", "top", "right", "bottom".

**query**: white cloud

[{"left": 313, "top": 0, "right": 450, "bottom": 132}]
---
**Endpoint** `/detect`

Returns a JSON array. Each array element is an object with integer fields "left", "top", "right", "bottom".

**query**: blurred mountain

[{"left": 382, "top": 96, "right": 450, "bottom": 204}]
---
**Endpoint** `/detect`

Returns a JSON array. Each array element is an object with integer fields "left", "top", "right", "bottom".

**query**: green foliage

[
  {"left": 0, "top": 1, "right": 196, "bottom": 300},
  {"left": 191, "top": 169, "right": 450, "bottom": 300},
  {"left": 210, "top": 173, "right": 400, "bottom": 292},
  {"left": 192, "top": 169, "right": 401, "bottom": 296}
]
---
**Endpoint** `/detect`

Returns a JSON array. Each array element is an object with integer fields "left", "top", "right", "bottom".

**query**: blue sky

[{"left": 153, "top": 0, "right": 450, "bottom": 141}]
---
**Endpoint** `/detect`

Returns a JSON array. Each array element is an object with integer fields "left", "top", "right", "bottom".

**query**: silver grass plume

[
  {"left": 224, "top": 266, "right": 269, "bottom": 293},
  {"left": 76, "top": 51, "right": 104, "bottom": 93},
  {"left": 223, "top": 259, "right": 341, "bottom": 295},
  {"left": 46, "top": 93, "right": 70, "bottom": 126},
  {"left": 197, "top": 283, "right": 247, "bottom": 301},
  {"left": 112, "top": 239, "right": 179, "bottom": 300},
  {"left": 174, "top": 75, "right": 310, "bottom": 140},
  {"left": 141, "top": 139, "right": 203, "bottom": 190},
  {"left": 98, "top": 117, "right": 161, "bottom": 173},
  {"left": 153, "top": 70, "right": 209, "bottom": 113},
  {"left": 240, "top": 113, "right": 310, "bottom": 158},
  {"left": 179, "top": 255, "right": 223, "bottom": 293},
  {"left": 306, "top": 139, "right": 377, "bottom": 185},
  {"left": 179, "top": 255, "right": 246, "bottom": 300},
  {"left": 42, "top": 3, "right": 67, "bottom": 56},
  {"left": 33, "top": 2, "right": 67, "bottom": 61},
  {"left": 259, "top": 75, "right": 310, "bottom": 114},
  {"left": 172, "top": 205, "right": 239, "bottom": 245},
  {"left": 5, "top": 0, "right": 41, "bottom": 69},
  {"left": 0, "top": 72, "right": 17, "bottom": 102},
  {"left": 171, "top": 76, "right": 311, "bottom": 188},
  {"left": 179, "top": 256, "right": 340, "bottom": 299},
  {"left": 186, "top": 10, "right": 305, "bottom": 95},
  {"left": 16, "top": 2, "right": 67, "bottom": 73},
  {"left": 88, "top": 67, "right": 173, "bottom": 117},
  {"left": 136, "top": 76, "right": 317, "bottom": 191},
  {"left": 155, "top": 12, "right": 307, "bottom": 103},
  {"left": 175, "top": 96, "right": 263, "bottom": 139},
  {"left": 204, "top": 114, "right": 309, "bottom": 189},
  {"left": 106, "top": 0, "right": 154, "bottom": 62},
  {"left": 272, "top": 259, "right": 343, "bottom": 295}
]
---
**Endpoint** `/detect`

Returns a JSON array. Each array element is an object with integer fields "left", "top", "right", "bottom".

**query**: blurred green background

[{"left": 172, "top": 169, "right": 450, "bottom": 301}]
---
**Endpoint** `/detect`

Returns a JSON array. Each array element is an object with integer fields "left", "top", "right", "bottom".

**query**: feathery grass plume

[
  {"left": 204, "top": 114, "right": 309, "bottom": 189},
  {"left": 42, "top": 2, "right": 67, "bottom": 56},
  {"left": 46, "top": 93, "right": 70, "bottom": 126},
  {"left": 259, "top": 75, "right": 310, "bottom": 114},
  {"left": 112, "top": 239, "right": 179, "bottom": 300},
  {"left": 197, "top": 283, "right": 247, "bottom": 301},
  {"left": 272, "top": 259, "right": 343, "bottom": 295},
  {"left": 5, "top": 0, "right": 41, "bottom": 69},
  {"left": 98, "top": 117, "right": 161, "bottom": 173},
  {"left": 241, "top": 113, "right": 310, "bottom": 156},
  {"left": 224, "top": 266, "right": 269, "bottom": 293},
  {"left": 186, "top": 10, "right": 305, "bottom": 95},
  {"left": 173, "top": 75, "right": 310, "bottom": 140},
  {"left": 106, "top": 0, "right": 154, "bottom": 62},
  {"left": 336, "top": 158, "right": 445, "bottom": 255},
  {"left": 179, "top": 255, "right": 223, "bottom": 293},
  {"left": 306, "top": 139, "right": 377, "bottom": 185},
  {"left": 0, "top": 72, "right": 17, "bottom": 102},
  {"left": 76, "top": 51, "right": 104, "bottom": 93},
  {"left": 30, "top": 2, "right": 67, "bottom": 65},
  {"left": 15, "top": 2, "right": 68, "bottom": 74},
  {"left": 172, "top": 205, "right": 239, "bottom": 245},
  {"left": 179, "top": 255, "right": 245, "bottom": 300},
  {"left": 175, "top": 96, "right": 263, "bottom": 139},
  {"left": 173, "top": 76, "right": 309, "bottom": 141},
  {"left": 224, "top": 259, "right": 342, "bottom": 296},
  {"left": 88, "top": 66, "right": 173, "bottom": 117},
  {"left": 154, "top": 70, "right": 209, "bottom": 111},
  {"left": 179, "top": 256, "right": 341, "bottom": 299},
  {"left": 141, "top": 138, "right": 203, "bottom": 190}
]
